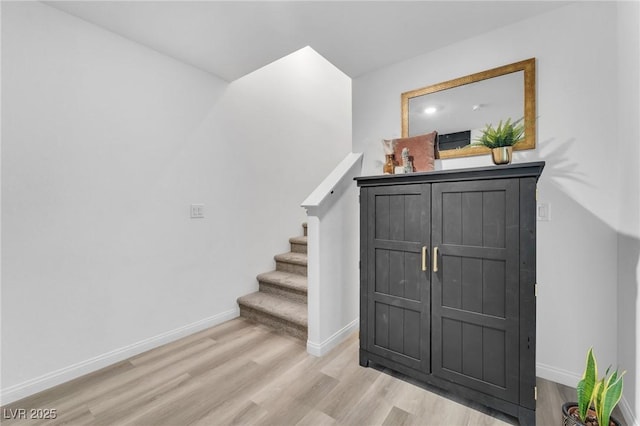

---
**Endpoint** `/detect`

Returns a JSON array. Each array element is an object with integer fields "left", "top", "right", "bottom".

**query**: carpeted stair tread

[
  {"left": 289, "top": 236, "right": 308, "bottom": 254},
  {"left": 237, "top": 292, "right": 307, "bottom": 327},
  {"left": 289, "top": 236, "right": 307, "bottom": 246},
  {"left": 274, "top": 251, "right": 307, "bottom": 266},
  {"left": 257, "top": 271, "right": 307, "bottom": 293},
  {"left": 237, "top": 222, "right": 309, "bottom": 339}
]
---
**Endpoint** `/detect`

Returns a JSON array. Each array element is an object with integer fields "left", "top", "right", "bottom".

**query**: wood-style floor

[{"left": 1, "top": 318, "right": 591, "bottom": 425}]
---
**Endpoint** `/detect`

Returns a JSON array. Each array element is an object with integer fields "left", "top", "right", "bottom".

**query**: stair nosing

[
  {"left": 274, "top": 252, "right": 307, "bottom": 266},
  {"left": 289, "top": 236, "right": 308, "bottom": 245}
]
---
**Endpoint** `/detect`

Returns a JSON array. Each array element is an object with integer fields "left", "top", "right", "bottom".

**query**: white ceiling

[{"left": 46, "top": 1, "right": 570, "bottom": 82}]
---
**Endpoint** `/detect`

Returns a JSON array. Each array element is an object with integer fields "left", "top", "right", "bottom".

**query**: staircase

[{"left": 237, "top": 223, "right": 308, "bottom": 340}]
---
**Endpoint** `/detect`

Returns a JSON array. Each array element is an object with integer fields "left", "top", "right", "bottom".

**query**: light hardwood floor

[{"left": 1, "top": 318, "right": 596, "bottom": 425}]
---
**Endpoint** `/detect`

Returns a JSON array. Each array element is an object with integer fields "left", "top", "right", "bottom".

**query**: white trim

[
  {"left": 536, "top": 362, "right": 581, "bottom": 388},
  {"left": 619, "top": 396, "right": 639, "bottom": 426},
  {"left": 307, "top": 318, "right": 359, "bottom": 357},
  {"left": 0, "top": 308, "right": 239, "bottom": 405}
]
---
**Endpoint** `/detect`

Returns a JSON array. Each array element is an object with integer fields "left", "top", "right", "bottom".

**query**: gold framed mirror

[{"left": 401, "top": 58, "right": 536, "bottom": 159}]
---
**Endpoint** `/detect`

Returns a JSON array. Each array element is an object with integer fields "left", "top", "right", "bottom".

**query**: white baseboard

[
  {"left": 536, "top": 361, "right": 581, "bottom": 388},
  {"left": 619, "top": 395, "right": 639, "bottom": 426},
  {"left": 0, "top": 308, "right": 239, "bottom": 405},
  {"left": 307, "top": 318, "right": 359, "bottom": 357}
]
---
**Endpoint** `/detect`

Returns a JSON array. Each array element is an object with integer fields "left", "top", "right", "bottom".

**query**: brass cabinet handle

[
  {"left": 421, "top": 246, "right": 427, "bottom": 271},
  {"left": 433, "top": 246, "right": 439, "bottom": 272}
]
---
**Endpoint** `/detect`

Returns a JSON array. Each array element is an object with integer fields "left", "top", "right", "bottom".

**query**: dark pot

[{"left": 562, "top": 402, "right": 622, "bottom": 426}]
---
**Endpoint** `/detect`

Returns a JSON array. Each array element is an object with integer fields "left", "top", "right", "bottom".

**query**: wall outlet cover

[
  {"left": 190, "top": 204, "right": 205, "bottom": 218},
  {"left": 536, "top": 202, "right": 550, "bottom": 221}
]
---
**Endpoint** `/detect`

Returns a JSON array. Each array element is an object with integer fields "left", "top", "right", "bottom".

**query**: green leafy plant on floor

[
  {"left": 475, "top": 117, "right": 525, "bottom": 148},
  {"left": 576, "top": 348, "right": 625, "bottom": 426}
]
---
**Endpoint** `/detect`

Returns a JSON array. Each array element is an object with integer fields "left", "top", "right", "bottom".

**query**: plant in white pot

[
  {"left": 562, "top": 348, "right": 625, "bottom": 426},
  {"left": 475, "top": 117, "right": 525, "bottom": 165}
]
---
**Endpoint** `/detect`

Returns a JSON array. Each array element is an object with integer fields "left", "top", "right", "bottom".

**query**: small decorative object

[
  {"left": 401, "top": 147, "right": 413, "bottom": 173},
  {"left": 383, "top": 154, "right": 395, "bottom": 175},
  {"left": 475, "top": 117, "right": 525, "bottom": 165},
  {"left": 562, "top": 348, "right": 624, "bottom": 426},
  {"left": 382, "top": 139, "right": 397, "bottom": 174}
]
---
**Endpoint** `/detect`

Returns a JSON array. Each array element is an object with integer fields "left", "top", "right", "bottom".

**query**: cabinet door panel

[
  {"left": 367, "top": 184, "right": 430, "bottom": 372},
  {"left": 432, "top": 180, "right": 519, "bottom": 403}
]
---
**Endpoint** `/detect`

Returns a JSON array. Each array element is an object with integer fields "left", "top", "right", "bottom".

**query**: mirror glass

[{"left": 401, "top": 58, "right": 535, "bottom": 159}]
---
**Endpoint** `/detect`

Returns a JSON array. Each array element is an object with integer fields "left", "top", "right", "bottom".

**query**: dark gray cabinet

[
  {"left": 365, "top": 184, "right": 431, "bottom": 373},
  {"left": 356, "top": 162, "right": 544, "bottom": 426}
]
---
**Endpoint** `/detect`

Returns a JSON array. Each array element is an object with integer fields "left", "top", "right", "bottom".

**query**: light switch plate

[
  {"left": 190, "top": 204, "right": 204, "bottom": 218},
  {"left": 536, "top": 202, "right": 550, "bottom": 221}
]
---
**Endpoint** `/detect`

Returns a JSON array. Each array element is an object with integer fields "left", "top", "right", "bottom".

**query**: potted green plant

[
  {"left": 475, "top": 117, "right": 525, "bottom": 165},
  {"left": 562, "top": 348, "right": 625, "bottom": 426}
]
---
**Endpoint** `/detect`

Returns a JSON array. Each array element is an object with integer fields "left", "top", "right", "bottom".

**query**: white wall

[
  {"left": 1, "top": 3, "right": 351, "bottom": 403},
  {"left": 215, "top": 46, "right": 352, "bottom": 277},
  {"left": 312, "top": 185, "right": 360, "bottom": 353},
  {"left": 1, "top": 1, "right": 230, "bottom": 401},
  {"left": 354, "top": 2, "right": 635, "bottom": 420},
  {"left": 303, "top": 153, "right": 362, "bottom": 356},
  {"left": 616, "top": 1, "right": 640, "bottom": 423}
]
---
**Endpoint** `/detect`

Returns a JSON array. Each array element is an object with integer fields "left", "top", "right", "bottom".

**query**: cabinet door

[
  {"left": 431, "top": 180, "right": 520, "bottom": 403},
  {"left": 366, "top": 184, "right": 430, "bottom": 373}
]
